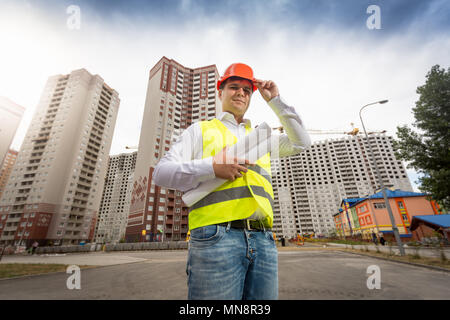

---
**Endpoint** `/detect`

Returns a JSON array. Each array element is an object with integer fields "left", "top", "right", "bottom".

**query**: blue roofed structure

[
  {"left": 410, "top": 214, "right": 450, "bottom": 242},
  {"left": 410, "top": 214, "right": 450, "bottom": 230},
  {"left": 340, "top": 189, "right": 428, "bottom": 209},
  {"left": 368, "top": 189, "right": 426, "bottom": 200}
]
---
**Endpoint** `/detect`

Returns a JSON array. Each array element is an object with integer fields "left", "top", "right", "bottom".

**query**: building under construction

[{"left": 271, "top": 132, "right": 413, "bottom": 238}]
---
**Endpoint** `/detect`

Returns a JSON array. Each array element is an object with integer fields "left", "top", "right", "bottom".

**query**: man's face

[{"left": 219, "top": 78, "right": 253, "bottom": 118}]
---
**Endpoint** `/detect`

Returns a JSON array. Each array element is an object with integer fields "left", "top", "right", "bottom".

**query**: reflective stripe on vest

[
  {"left": 190, "top": 185, "right": 274, "bottom": 211},
  {"left": 247, "top": 164, "right": 272, "bottom": 185},
  {"left": 188, "top": 118, "right": 274, "bottom": 230}
]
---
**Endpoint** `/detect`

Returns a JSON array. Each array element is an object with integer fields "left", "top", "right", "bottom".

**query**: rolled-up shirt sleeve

[
  {"left": 267, "top": 95, "right": 311, "bottom": 158},
  {"left": 152, "top": 123, "right": 216, "bottom": 192}
]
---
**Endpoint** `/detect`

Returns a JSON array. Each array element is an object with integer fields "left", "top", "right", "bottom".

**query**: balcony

[
  {"left": 72, "top": 199, "right": 87, "bottom": 206},
  {"left": 74, "top": 192, "right": 89, "bottom": 199},
  {"left": 165, "top": 228, "right": 173, "bottom": 234},
  {"left": 78, "top": 177, "right": 92, "bottom": 185},
  {"left": 81, "top": 166, "right": 95, "bottom": 174},
  {"left": 17, "top": 188, "right": 31, "bottom": 194},
  {"left": 68, "top": 215, "right": 84, "bottom": 222},
  {"left": 29, "top": 154, "right": 43, "bottom": 161},
  {"left": 3, "top": 226, "right": 18, "bottom": 232},
  {"left": 84, "top": 153, "right": 98, "bottom": 163},
  {"left": 99, "top": 94, "right": 111, "bottom": 105},
  {"left": 65, "top": 223, "right": 83, "bottom": 231},
  {"left": 70, "top": 206, "right": 86, "bottom": 213},
  {"left": 14, "top": 197, "right": 28, "bottom": 204},
  {"left": 79, "top": 171, "right": 93, "bottom": 180},
  {"left": 77, "top": 181, "right": 91, "bottom": 189}
]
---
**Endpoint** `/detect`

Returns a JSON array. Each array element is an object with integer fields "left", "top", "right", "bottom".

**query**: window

[{"left": 373, "top": 203, "right": 386, "bottom": 209}]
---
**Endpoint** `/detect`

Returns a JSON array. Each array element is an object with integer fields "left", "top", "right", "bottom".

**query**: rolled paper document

[{"left": 182, "top": 122, "right": 273, "bottom": 207}]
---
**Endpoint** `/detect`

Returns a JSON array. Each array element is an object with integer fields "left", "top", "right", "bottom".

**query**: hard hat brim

[{"left": 216, "top": 76, "right": 257, "bottom": 92}]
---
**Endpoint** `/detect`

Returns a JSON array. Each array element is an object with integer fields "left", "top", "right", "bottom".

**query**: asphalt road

[{"left": 0, "top": 248, "right": 449, "bottom": 300}]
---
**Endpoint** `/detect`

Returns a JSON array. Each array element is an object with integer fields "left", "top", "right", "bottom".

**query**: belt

[{"left": 218, "top": 219, "right": 270, "bottom": 231}]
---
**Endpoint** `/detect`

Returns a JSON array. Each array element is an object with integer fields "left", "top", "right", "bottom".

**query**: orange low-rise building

[{"left": 333, "top": 189, "right": 445, "bottom": 242}]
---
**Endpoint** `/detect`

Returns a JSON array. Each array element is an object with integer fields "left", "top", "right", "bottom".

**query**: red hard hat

[{"left": 217, "top": 63, "right": 257, "bottom": 92}]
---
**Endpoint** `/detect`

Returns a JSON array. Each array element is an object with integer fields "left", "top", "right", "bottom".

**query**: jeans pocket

[
  {"left": 189, "top": 225, "right": 223, "bottom": 248},
  {"left": 264, "top": 230, "right": 275, "bottom": 242}
]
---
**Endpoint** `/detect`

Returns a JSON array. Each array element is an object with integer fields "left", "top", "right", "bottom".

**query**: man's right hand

[{"left": 212, "top": 146, "right": 252, "bottom": 181}]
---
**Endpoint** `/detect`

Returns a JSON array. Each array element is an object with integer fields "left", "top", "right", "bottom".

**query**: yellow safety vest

[{"left": 188, "top": 118, "right": 274, "bottom": 230}]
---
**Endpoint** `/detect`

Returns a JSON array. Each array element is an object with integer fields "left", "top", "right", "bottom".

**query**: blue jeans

[{"left": 186, "top": 224, "right": 278, "bottom": 300}]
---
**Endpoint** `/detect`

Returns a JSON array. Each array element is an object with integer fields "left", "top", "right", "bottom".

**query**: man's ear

[{"left": 218, "top": 89, "right": 223, "bottom": 100}]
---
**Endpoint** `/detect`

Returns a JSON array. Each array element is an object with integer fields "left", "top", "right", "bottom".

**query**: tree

[{"left": 393, "top": 65, "right": 450, "bottom": 209}]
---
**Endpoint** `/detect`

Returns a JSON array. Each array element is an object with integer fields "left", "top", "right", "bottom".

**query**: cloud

[{"left": 1, "top": 0, "right": 449, "bottom": 194}]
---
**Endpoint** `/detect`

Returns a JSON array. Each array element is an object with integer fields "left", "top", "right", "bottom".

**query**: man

[
  {"left": 371, "top": 231, "right": 378, "bottom": 245},
  {"left": 153, "top": 63, "right": 311, "bottom": 300},
  {"left": 379, "top": 232, "right": 386, "bottom": 246},
  {"left": 31, "top": 241, "right": 39, "bottom": 255}
]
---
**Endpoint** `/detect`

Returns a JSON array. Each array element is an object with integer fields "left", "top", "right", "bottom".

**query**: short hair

[{"left": 219, "top": 76, "right": 253, "bottom": 90}]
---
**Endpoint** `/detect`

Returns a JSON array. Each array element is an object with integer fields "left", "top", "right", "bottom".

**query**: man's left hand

[{"left": 254, "top": 79, "right": 279, "bottom": 102}]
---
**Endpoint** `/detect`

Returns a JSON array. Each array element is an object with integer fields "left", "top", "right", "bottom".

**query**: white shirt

[{"left": 153, "top": 95, "right": 311, "bottom": 194}]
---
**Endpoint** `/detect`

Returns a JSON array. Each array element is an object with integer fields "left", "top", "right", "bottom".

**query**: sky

[{"left": 1, "top": 0, "right": 449, "bottom": 192}]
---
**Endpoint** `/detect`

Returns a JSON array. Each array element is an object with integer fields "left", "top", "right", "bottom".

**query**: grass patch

[
  {"left": 0, "top": 264, "right": 94, "bottom": 279},
  {"left": 342, "top": 249, "right": 450, "bottom": 270}
]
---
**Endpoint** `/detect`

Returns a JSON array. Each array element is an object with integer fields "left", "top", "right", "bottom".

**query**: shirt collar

[{"left": 218, "top": 111, "right": 252, "bottom": 129}]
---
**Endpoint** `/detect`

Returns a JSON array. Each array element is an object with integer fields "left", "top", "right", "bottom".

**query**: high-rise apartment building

[
  {"left": 0, "top": 69, "right": 120, "bottom": 246},
  {"left": 95, "top": 151, "right": 137, "bottom": 244},
  {"left": 271, "top": 133, "right": 413, "bottom": 238},
  {"left": 125, "top": 57, "right": 220, "bottom": 242},
  {"left": 0, "top": 96, "right": 25, "bottom": 165},
  {"left": 0, "top": 149, "right": 18, "bottom": 200}
]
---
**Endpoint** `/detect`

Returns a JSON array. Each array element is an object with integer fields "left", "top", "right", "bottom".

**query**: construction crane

[{"left": 272, "top": 123, "right": 386, "bottom": 136}]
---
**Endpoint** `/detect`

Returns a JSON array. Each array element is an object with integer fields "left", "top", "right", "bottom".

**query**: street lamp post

[{"left": 359, "top": 100, "right": 406, "bottom": 256}]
